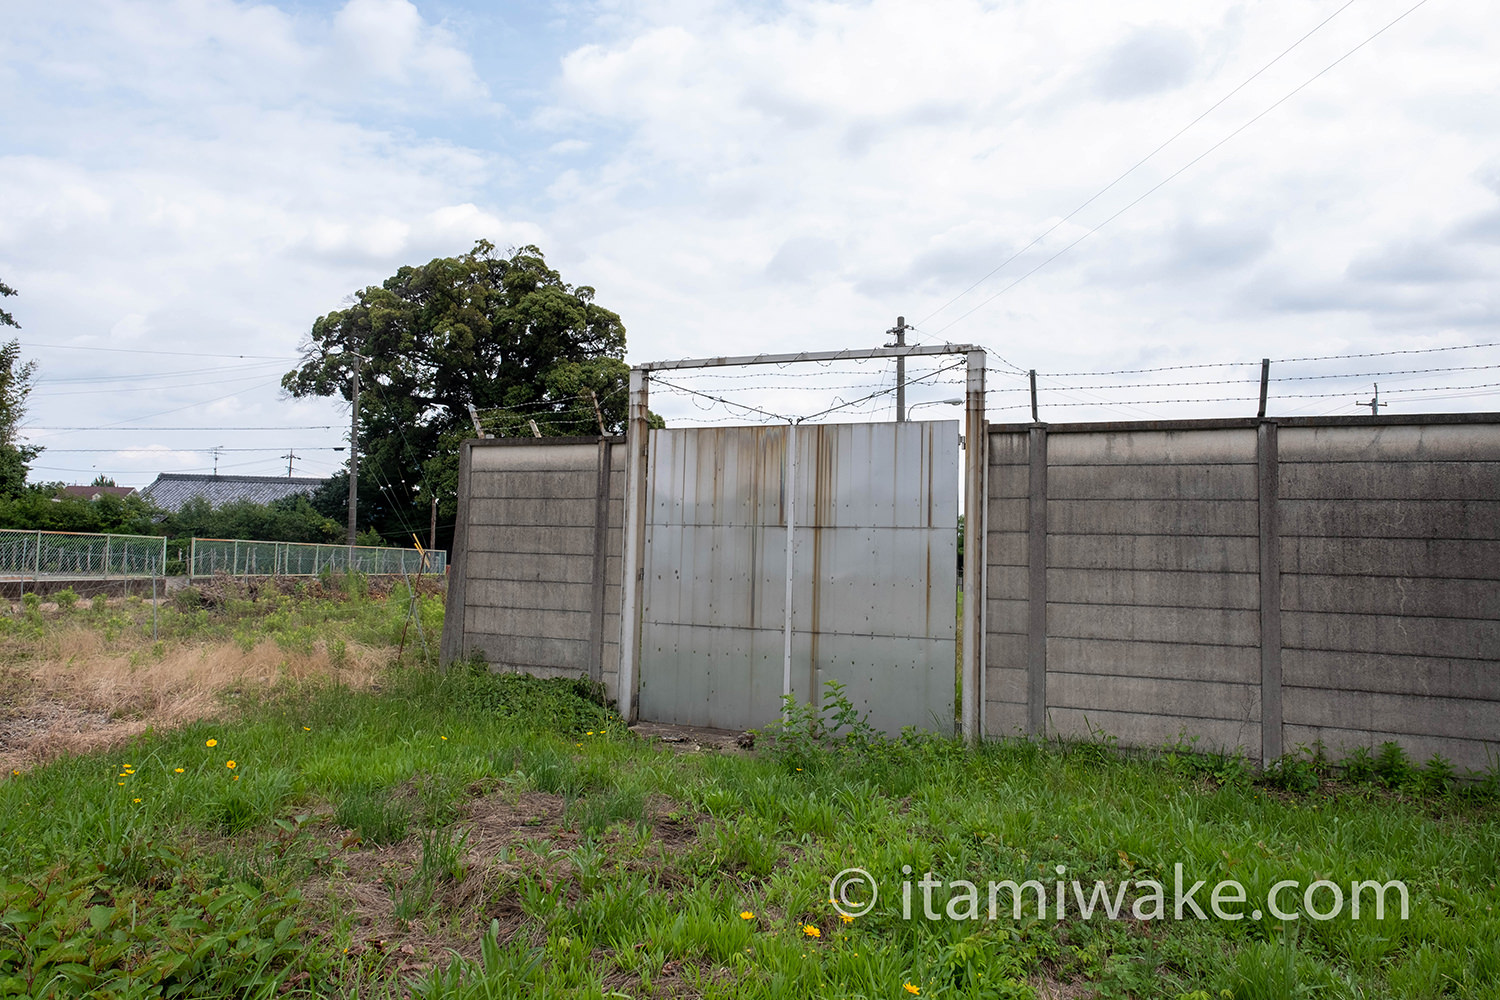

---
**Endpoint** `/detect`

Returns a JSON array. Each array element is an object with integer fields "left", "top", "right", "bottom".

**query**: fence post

[
  {"left": 962, "top": 349, "right": 987, "bottom": 742},
  {"left": 103, "top": 534, "right": 110, "bottom": 586},
  {"left": 617, "top": 367, "right": 650, "bottom": 724},
  {"left": 34, "top": 531, "right": 41, "bottom": 582}
]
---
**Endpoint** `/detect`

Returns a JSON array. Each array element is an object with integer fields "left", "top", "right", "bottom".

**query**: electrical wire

[
  {"left": 932, "top": 0, "right": 1435, "bottom": 337},
  {"left": 20, "top": 425, "right": 339, "bottom": 431},
  {"left": 916, "top": 0, "right": 1361, "bottom": 329},
  {"left": 1030, "top": 343, "right": 1500, "bottom": 379},
  {"left": 17, "top": 342, "right": 296, "bottom": 360}
]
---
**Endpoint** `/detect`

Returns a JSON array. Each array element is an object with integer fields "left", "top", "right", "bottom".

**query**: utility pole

[
  {"left": 885, "top": 316, "right": 908, "bottom": 422},
  {"left": 211, "top": 445, "right": 223, "bottom": 476},
  {"left": 1360, "top": 384, "right": 1381, "bottom": 415},
  {"left": 283, "top": 450, "right": 296, "bottom": 477},
  {"left": 347, "top": 350, "right": 361, "bottom": 549},
  {"left": 429, "top": 495, "right": 438, "bottom": 552},
  {"left": 590, "top": 390, "right": 608, "bottom": 437}
]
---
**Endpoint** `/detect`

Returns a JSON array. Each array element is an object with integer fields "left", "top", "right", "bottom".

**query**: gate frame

[{"left": 618, "top": 344, "right": 987, "bottom": 739}]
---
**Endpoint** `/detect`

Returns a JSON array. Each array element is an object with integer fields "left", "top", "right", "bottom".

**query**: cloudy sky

[{"left": 2, "top": 0, "right": 1497, "bottom": 488}]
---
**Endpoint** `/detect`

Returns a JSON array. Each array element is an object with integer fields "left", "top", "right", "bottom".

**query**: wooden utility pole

[
  {"left": 429, "top": 495, "right": 438, "bottom": 552},
  {"left": 590, "top": 390, "right": 608, "bottom": 436}
]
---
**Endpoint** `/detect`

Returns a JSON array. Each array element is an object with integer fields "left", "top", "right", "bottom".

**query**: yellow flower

[
  {"left": 904, "top": 984, "right": 921, "bottom": 995},
  {"left": 9, "top": 770, "right": 17, "bottom": 776},
  {"left": 206, "top": 739, "right": 217, "bottom": 747},
  {"left": 117, "top": 781, "right": 124, "bottom": 786},
  {"left": 440, "top": 735, "right": 448, "bottom": 740},
  {"left": 739, "top": 911, "right": 755, "bottom": 920},
  {"left": 839, "top": 913, "right": 854, "bottom": 924},
  {"left": 225, "top": 760, "right": 237, "bottom": 769},
  {"left": 303, "top": 726, "right": 311, "bottom": 731},
  {"left": 132, "top": 798, "right": 141, "bottom": 803},
  {"left": 233, "top": 775, "right": 239, "bottom": 781},
  {"left": 586, "top": 731, "right": 595, "bottom": 735},
  {"left": 119, "top": 773, "right": 128, "bottom": 777},
  {"left": 174, "top": 768, "right": 184, "bottom": 773},
  {"left": 802, "top": 925, "right": 820, "bottom": 938}
]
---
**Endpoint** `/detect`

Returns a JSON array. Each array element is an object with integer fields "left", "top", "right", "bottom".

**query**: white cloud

[{"left": 5, "top": 0, "right": 1500, "bottom": 477}]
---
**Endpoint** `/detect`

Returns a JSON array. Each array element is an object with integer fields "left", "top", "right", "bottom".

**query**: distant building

[
  {"left": 140, "top": 473, "right": 329, "bottom": 513},
  {"left": 58, "top": 484, "right": 137, "bottom": 501}
]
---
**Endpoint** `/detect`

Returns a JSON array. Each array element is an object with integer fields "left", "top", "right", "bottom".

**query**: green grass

[{"left": 0, "top": 596, "right": 1496, "bottom": 998}]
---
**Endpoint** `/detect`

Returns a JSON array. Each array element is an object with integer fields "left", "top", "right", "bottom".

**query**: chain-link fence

[
  {"left": 0, "top": 529, "right": 168, "bottom": 580},
  {"left": 188, "top": 538, "right": 445, "bottom": 579}
]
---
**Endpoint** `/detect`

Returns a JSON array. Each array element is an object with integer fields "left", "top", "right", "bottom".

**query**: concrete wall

[
  {"left": 985, "top": 415, "right": 1500, "bottom": 773},
  {"left": 441, "top": 437, "right": 625, "bottom": 700}
]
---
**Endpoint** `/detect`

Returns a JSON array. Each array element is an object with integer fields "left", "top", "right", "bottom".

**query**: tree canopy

[
  {"left": 283, "top": 241, "right": 646, "bottom": 549},
  {"left": 1, "top": 276, "right": 41, "bottom": 495}
]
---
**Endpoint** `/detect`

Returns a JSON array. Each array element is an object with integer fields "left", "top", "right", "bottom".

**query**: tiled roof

[
  {"left": 58, "top": 485, "right": 137, "bottom": 500},
  {"left": 140, "top": 474, "right": 330, "bottom": 513}
]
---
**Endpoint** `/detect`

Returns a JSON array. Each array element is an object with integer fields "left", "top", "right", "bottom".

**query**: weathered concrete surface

[
  {"left": 985, "top": 416, "right": 1500, "bottom": 772},
  {"left": 442, "top": 438, "right": 625, "bottom": 700}
]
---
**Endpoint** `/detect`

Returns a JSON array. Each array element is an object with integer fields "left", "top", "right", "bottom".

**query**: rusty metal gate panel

[{"left": 638, "top": 420, "right": 958, "bottom": 734}]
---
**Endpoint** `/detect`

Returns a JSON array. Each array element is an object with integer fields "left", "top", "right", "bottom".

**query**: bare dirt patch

[{"left": 311, "top": 788, "right": 700, "bottom": 979}]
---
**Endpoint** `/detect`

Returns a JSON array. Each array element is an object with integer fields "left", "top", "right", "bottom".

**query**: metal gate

[{"left": 636, "top": 420, "right": 959, "bottom": 734}]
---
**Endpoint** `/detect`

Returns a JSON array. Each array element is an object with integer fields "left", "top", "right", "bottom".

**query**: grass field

[{"left": 0, "top": 581, "right": 1496, "bottom": 999}]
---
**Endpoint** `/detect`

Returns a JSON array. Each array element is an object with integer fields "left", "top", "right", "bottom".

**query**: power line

[
  {"left": 17, "top": 342, "right": 295, "bottom": 360},
  {"left": 31, "top": 371, "right": 289, "bottom": 398},
  {"left": 20, "top": 425, "right": 338, "bottom": 431},
  {"left": 33, "top": 361, "right": 289, "bottom": 386},
  {"left": 38, "top": 446, "right": 346, "bottom": 453},
  {"left": 1273, "top": 341, "right": 1500, "bottom": 363},
  {"left": 916, "top": 0, "right": 1361, "bottom": 329},
  {"left": 1032, "top": 342, "right": 1500, "bottom": 379},
  {"left": 932, "top": 0, "right": 1435, "bottom": 336}
]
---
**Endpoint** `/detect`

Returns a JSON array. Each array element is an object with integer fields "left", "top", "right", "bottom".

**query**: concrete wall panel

[
  {"left": 984, "top": 418, "right": 1500, "bottom": 770},
  {"left": 1282, "top": 573, "right": 1500, "bottom": 617},
  {"left": 1281, "top": 499, "right": 1500, "bottom": 540},
  {"left": 1048, "top": 428, "right": 1258, "bottom": 465},
  {"left": 1047, "top": 500, "right": 1258, "bottom": 536},
  {"left": 1280, "top": 423, "right": 1500, "bottom": 462},
  {"left": 1050, "top": 464, "right": 1256, "bottom": 501},
  {"left": 1283, "top": 649, "right": 1500, "bottom": 700},
  {"left": 1047, "top": 567, "right": 1260, "bottom": 611},
  {"left": 1047, "top": 533, "right": 1259, "bottom": 572},
  {"left": 1280, "top": 461, "right": 1500, "bottom": 501},
  {"left": 443, "top": 438, "right": 627, "bottom": 700}
]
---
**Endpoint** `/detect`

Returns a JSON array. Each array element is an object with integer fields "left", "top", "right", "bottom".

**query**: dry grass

[{"left": 0, "top": 625, "right": 388, "bottom": 773}]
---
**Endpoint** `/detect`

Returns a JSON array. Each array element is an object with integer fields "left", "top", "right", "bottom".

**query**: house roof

[
  {"left": 58, "top": 485, "right": 137, "bottom": 500},
  {"left": 140, "top": 473, "right": 329, "bottom": 513}
]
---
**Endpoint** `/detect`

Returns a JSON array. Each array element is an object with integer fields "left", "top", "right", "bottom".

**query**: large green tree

[
  {"left": 283, "top": 242, "right": 639, "bottom": 549},
  {"left": 0, "top": 280, "right": 40, "bottom": 496}
]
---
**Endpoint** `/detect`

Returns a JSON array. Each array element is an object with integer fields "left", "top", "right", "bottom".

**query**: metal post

[
  {"left": 1029, "top": 369, "right": 1039, "bottom": 422},
  {"left": 961, "top": 349, "right": 987, "bottom": 741},
  {"left": 189, "top": 537, "right": 196, "bottom": 583},
  {"left": 1257, "top": 358, "right": 1270, "bottom": 419},
  {"left": 103, "top": 534, "right": 110, "bottom": 585},
  {"left": 617, "top": 368, "right": 651, "bottom": 723},
  {"left": 151, "top": 554, "right": 158, "bottom": 641},
  {"left": 781, "top": 421, "right": 798, "bottom": 708}
]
